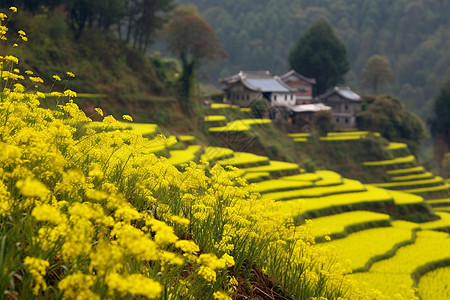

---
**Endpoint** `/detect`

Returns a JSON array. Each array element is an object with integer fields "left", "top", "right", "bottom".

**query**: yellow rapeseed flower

[
  {"left": 0, "top": 13, "right": 7, "bottom": 21},
  {"left": 63, "top": 89, "right": 77, "bottom": 98},
  {"left": 9, "top": 6, "right": 17, "bottom": 12},
  {"left": 52, "top": 74, "right": 61, "bottom": 81},
  {"left": 213, "top": 291, "right": 232, "bottom": 300},
  {"left": 18, "top": 30, "right": 26, "bottom": 36},
  {"left": 29, "top": 76, "right": 44, "bottom": 83},
  {"left": 58, "top": 272, "right": 99, "bottom": 300},
  {"left": 16, "top": 177, "right": 50, "bottom": 199},
  {"left": 4, "top": 55, "right": 19, "bottom": 64},
  {"left": 94, "top": 107, "right": 103, "bottom": 117},
  {"left": 66, "top": 71, "right": 75, "bottom": 78},
  {"left": 24, "top": 257, "right": 49, "bottom": 295},
  {"left": 32, "top": 204, "right": 66, "bottom": 224},
  {"left": 122, "top": 115, "right": 133, "bottom": 122}
]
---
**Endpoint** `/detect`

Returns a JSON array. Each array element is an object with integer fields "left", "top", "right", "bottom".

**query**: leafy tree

[
  {"left": 356, "top": 94, "right": 426, "bottom": 154},
  {"left": 166, "top": 8, "right": 226, "bottom": 115},
  {"left": 288, "top": 18, "right": 349, "bottom": 96},
  {"left": 63, "top": 0, "right": 126, "bottom": 39},
  {"left": 429, "top": 78, "right": 450, "bottom": 148},
  {"left": 120, "top": 0, "right": 175, "bottom": 52},
  {"left": 361, "top": 54, "right": 394, "bottom": 93},
  {"left": 312, "top": 110, "right": 335, "bottom": 136}
]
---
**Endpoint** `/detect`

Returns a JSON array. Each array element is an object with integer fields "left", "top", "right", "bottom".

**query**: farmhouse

[
  {"left": 280, "top": 70, "right": 316, "bottom": 104},
  {"left": 319, "top": 87, "right": 363, "bottom": 129},
  {"left": 219, "top": 71, "right": 296, "bottom": 107}
]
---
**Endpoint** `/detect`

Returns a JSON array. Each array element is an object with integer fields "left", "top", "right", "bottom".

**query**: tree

[
  {"left": 288, "top": 18, "right": 349, "bottom": 96},
  {"left": 119, "top": 0, "right": 175, "bottom": 53},
  {"left": 360, "top": 54, "right": 394, "bottom": 93},
  {"left": 429, "top": 78, "right": 450, "bottom": 148},
  {"left": 312, "top": 110, "right": 335, "bottom": 136},
  {"left": 166, "top": 8, "right": 226, "bottom": 115},
  {"left": 356, "top": 94, "right": 426, "bottom": 154}
]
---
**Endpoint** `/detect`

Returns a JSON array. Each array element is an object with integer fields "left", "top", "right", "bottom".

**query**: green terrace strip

[
  {"left": 320, "top": 225, "right": 416, "bottom": 272},
  {"left": 420, "top": 212, "right": 450, "bottom": 231},
  {"left": 372, "top": 176, "right": 444, "bottom": 189},
  {"left": 127, "top": 123, "right": 159, "bottom": 137},
  {"left": 388, "top": 190, "right": 425, "bottom": 205},
  {"left": 418, "top": 265, "right": 450, "bottom": 300},
  {"left": 166, "top": 145, "right": 202, "bottom": 166},
  {"left": 208, "top": 119, "right": 272, "bottom": 132},
  {"left": 201, "top": 146, "right": 234, "bottom": 162},
  {"left": 351, "top": 230, "right": 450, "bottom": 297},
  {"left": 435, "top": 207, "right": 450, "bottom": 213},
  {"left": 253, "top": 179, "right": 314, "bottom": 194},
  {"left": 241, "top": 171, "right": 271, "bottom": 183},
  {"left": 210, "top": 103, "right": 240, "bottom": 109},
  {"left": 277, "top": 185, "right": 394, "bottom": 219},
  {"left": 217, "top": 152, "right": 269, "bottom": 168},
  {"left": 390, "top": 172, "right": 434, "bottom": 182},
  {"left": 362, "top": 155, "right": 416, "bottom": 166},
  {"left": 240, "top": 160, "right": 300, "bottom": 175},
  {"left": 263, "top": 178, "right": 366, "bottom": 201},
  {"left": 204, "top": 115, "right": 227, "bottom": 122},
  {"left": 384, "top": 142, "right": 408, "bottom": 150},
  {"left": 177, "top": 135, "right": 195, "bottom": 142},
  {"left": 386, "top": 166, "right": 425, "bottom": 176},
  {"left": 309, "top": 211, "right": 391, "bottom": 242}
]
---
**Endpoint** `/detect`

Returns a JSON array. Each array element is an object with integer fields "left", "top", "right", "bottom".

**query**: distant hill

[{"left": 175, "top": 0, "right": 450, "bottom": 119}]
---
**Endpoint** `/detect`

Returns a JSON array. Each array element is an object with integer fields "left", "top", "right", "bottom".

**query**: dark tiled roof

[{"left": 280, "top": 70, "right": 316, "bottom": 84}]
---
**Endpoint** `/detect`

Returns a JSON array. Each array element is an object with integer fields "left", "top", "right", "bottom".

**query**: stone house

[
  {"left": 319, "top": 87, "right": 363, "bottom": 129},
  {"left": 219, "top": 71, "right": 296, "bottom": 107}
]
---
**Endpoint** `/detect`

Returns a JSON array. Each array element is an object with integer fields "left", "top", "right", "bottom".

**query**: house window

[
  {"left": 285, "top": 95, "right": 287, "bottom": 100},
  {"left": 274, "top": 95, "right": 277, "bottom": 101},
  {"left": 336, "top": 118, "right": 339, "bottom": 123},
  {"left": 345, "top": 104, "right": 348, "bottom": 110},
  {"left": 291, "top": 95, "right": 294, "bottom": 100},
  {"left": 247, "top": 95, "right": 249, "bottom": 100},
  {"left": 345, "top": 118, "right": 349, "bottom": 124}
]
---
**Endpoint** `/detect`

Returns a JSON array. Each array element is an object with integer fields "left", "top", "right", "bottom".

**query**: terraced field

[{"left": 128, "top": 124, "right": 450, "bottom": 298}]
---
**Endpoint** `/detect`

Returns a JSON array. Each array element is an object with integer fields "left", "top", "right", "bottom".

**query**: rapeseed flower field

[
  {"left": 3, "top": 8, "right": 450, "bottom": 300},
  {"left": 0, "top": 9, "right": 365, "bottom": 299}
]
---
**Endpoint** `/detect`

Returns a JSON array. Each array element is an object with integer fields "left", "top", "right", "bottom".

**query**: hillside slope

[{"left": 176, "top": 0, "right": 450, "bottom": 119}]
